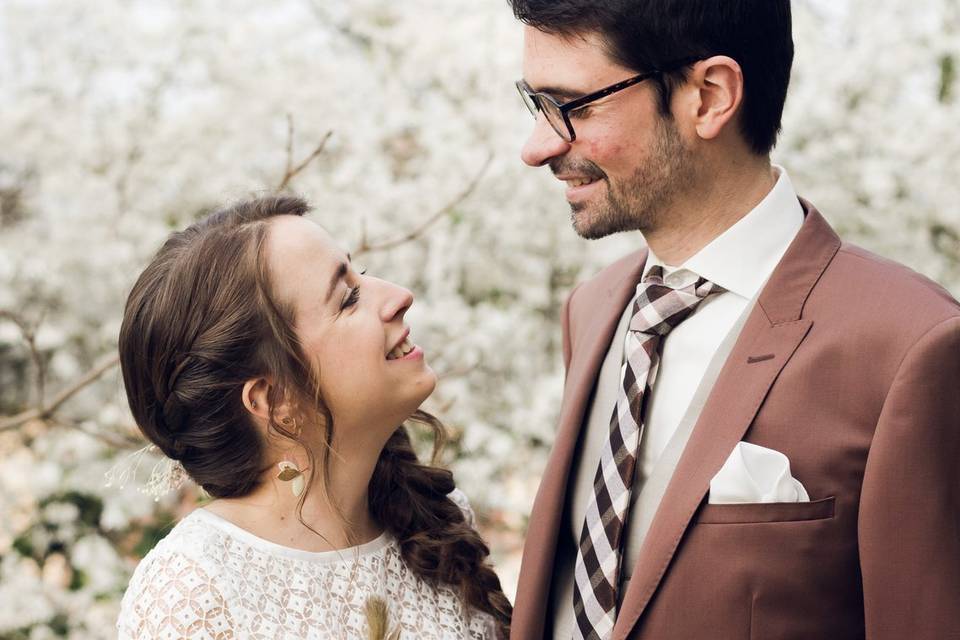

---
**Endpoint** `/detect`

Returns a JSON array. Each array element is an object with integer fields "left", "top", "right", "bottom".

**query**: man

[{"left": 507, "top": 1, "right": 960, "bottom": 639}]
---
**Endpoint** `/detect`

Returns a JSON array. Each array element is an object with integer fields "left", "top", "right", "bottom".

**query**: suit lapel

[
  {"left": 512, "top": 250, "right": 647, "bottom": 638},
  {"left": 612, "top": 203, "right": 841, "bottom": 639}
]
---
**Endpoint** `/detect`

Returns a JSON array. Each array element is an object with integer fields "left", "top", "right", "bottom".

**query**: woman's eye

[{"left": 342, "top": 285, "right": 360, "bottom": 309}]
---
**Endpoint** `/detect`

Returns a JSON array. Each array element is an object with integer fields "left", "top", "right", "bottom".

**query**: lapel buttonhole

[{"left": 747, "top": 354, "right": 776, "bottom": 364}]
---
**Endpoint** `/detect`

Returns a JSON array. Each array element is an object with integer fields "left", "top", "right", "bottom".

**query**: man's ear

[
  {"left": 242, "top": 377, "right": 272, "bottom": 421},
  {"left": 685, "top": 55, "right": 744, "bottom": 141}
]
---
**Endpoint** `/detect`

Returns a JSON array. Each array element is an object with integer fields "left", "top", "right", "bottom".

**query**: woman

[{"left": 115, "top": 196, "right": 511, "bottom": 638}]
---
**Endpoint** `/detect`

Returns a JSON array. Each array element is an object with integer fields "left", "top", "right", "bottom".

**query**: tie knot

[{"left": 629, "top": 265, "right": 724, "bottom": 336}]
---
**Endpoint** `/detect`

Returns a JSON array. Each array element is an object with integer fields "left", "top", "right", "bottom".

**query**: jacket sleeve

[{"left": 858, "top": 315, "right": 960, "bottom": 638}]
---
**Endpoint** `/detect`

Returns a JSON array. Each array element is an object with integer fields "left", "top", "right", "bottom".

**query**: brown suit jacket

[{"left": 511, "top": 202, "right": 960, "bottom": 639}]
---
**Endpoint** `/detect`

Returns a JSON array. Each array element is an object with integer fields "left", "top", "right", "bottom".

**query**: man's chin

[{"left": 571, "top": 206, "right": 626, "bottom": 240}]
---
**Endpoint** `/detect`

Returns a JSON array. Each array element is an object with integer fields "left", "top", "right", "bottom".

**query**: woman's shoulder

[
  {"left": 117, "top": 510, "right": 238, "bottom": 639},
  {"left": 132, "top": 508, "right": 229, "bottom": 571},
  {"left": 121, "top": 509, "right": 236, "bottom": 597}
]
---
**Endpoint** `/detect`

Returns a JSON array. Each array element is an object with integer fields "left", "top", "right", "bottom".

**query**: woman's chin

[
  {"left": 340, "top": 367, "right": 439, "bottom": 429},
  {"left": 421, "top": 365, "right": 439, "bottom": 396},
  {"left": 403, "top": 367, "right": 439, "bottom": 416}
]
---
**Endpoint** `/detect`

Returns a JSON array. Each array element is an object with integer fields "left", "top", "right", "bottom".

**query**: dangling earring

[
  {"left": 280, "top": 415, "right": 301, "bottom": 437},
  {"left": 276, "top": 460, "right": 307, "bottom": 497}
]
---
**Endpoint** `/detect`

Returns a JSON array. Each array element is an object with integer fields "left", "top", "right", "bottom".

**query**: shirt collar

[{"left": 643, "top": 166, "right": 804, "bottom": 299}]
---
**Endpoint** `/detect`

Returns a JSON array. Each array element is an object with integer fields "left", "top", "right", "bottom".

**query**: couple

[{"left": 117, "top": 1, "right": 960, "bottom": 639}]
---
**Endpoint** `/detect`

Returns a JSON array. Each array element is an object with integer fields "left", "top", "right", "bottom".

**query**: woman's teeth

[{"left": 387, "top": 337, "right": 415, "bottom": 360}]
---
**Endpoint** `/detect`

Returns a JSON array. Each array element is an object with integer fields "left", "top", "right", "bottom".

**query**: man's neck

[{"left": 644, "top": 159, "right": 776, "bottom": 266}]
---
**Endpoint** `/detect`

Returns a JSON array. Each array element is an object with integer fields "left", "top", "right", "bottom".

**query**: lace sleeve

[
  {"left": 117, "top": 549, "right": 237, "bottom": 639},
  {"left": 447, "top": 488, "right": 478, "bottom": 529}
]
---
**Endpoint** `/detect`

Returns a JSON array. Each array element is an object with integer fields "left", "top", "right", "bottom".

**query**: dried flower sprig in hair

[{"left": 104, "top": 444, "right": 188, "bottom": 501}]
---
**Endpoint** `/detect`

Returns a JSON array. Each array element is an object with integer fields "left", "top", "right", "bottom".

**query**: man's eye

[
  {"left": 342, "top": 286, "right": 360, "bottom": 309},
  {"left": 569, "top": 106, "right": 592, "bottom": 120}
]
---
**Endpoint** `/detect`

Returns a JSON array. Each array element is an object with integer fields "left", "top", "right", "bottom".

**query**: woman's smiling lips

[
  {"left": 386, "top": 329, "right": 422, "bottom": 361},
  {"left": 393, "top": 344, "right": 424, "bottom": 361}
]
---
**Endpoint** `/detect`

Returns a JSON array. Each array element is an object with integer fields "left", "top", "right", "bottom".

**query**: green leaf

[
  {"left": 12, "top": 533, "right": 35, "bottom": 559},
  {"left": 68, "top": 568, "right": 88, "bottom": 592},
  {"left": 939, "top": 54, "right": 956, "bottom": 103},
  {"left": 277, "top": 467, "right": 302, "bottom": 482}
]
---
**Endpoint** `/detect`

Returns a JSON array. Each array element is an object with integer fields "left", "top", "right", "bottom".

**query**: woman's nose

[{"left": 381, "top": 281, "right": 414, "bottom": 324}]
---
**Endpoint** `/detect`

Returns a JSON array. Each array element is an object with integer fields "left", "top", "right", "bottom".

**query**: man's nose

[{"left": 520, "top": 115, "right": 571, "bottom": 167}]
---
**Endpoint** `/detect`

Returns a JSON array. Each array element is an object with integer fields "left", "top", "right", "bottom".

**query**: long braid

[{"left": 368, "top": 426, "right": 512, "bottom": 636}]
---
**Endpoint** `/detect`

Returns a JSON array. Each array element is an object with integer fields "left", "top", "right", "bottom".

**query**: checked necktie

[{"left": 572, "top": 265, "right": 724, "bottom": 640}]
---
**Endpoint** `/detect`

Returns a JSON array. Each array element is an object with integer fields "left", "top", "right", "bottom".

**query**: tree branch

[
  {"left": 304, "top": 0, "right": 374, "bottom": 50},
  {"left": 283, "top": 113, "right": 295, "bottom": 182},
  {"left": 436, "top": 362, "right": 480, "bottom": 380},
  {"left": 276, "top": 119, "right": 333, "bottom": 192},
  {"left": 0, "top": 309, "right": 47, "bottom": 407},
  {"left": 49, "top": 415, "right": 144, "bottom": 450},
  {"left": 0, "top": 353, "right": 120, "bottom": 432},
  {"left": 354, "top": 152, "right": 493, "bottom": 256}
]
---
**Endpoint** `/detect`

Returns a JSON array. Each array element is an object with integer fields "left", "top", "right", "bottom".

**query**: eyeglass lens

[{"left": 517, "top": 83, "right": 573, "bottom": 142}]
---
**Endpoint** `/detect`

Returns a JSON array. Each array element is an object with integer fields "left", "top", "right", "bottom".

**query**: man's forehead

[
  {"left": 522, "top": 25, "right": 606, "bottom": 61},
  {"left": 521, "top": 26, "right": 629, "bottom": 90}
]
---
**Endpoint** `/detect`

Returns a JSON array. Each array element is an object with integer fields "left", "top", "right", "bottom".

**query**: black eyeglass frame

[{"left": 515, "top": 57, "right": 703, "bottom": 143}]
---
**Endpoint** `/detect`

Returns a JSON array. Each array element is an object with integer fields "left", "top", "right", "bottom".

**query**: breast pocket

[{"left": 695, "top": 496, "right": 835, "bottom": 524}]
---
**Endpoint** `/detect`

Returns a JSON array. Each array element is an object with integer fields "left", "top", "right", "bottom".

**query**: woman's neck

[{"left": 204, "top": 447, "right": 383, "bottom": 552}]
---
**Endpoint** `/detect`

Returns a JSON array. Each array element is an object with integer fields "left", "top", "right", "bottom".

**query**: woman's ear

[
  {"left": 243, "top": 378, "right": 301, "bottom": 435},
  {"left": 688, "top": 55, "right": 744, "bottom": 141},
  {"left": 242, "top": 377, "right": 272, "bottom": 421}
]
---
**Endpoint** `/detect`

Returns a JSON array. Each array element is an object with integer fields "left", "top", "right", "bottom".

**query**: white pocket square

[{"left": 708, "top": 442, "right": 809, "bottom": 504}]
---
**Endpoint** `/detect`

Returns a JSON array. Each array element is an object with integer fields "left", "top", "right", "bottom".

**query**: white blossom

[{"left": 0, "top": 0, "right": 957, "bottom": 631}]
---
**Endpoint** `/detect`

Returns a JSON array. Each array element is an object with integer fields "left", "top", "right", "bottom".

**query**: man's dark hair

[{"left": 509, "top": 0, "right": 794, "bottom": 155}]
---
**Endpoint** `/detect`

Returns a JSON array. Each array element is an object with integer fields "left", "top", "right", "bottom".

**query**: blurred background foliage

[{"left": 0, "top": 0, "right": 957, "bottom": 637}]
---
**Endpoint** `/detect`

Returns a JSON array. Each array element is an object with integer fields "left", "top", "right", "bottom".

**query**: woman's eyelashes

[
  {"left": 339, "top": 268, "right": 367, "bottom": 310},
  {"left": 341, "top": 285, "right": 360, "bottom": 309}
]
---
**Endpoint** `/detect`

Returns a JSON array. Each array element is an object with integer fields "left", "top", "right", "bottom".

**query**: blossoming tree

[{"left": 0, "top": 0, "right": 956, "bottom": 636}]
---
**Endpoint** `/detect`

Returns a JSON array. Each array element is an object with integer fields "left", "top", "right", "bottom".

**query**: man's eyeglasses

[{"left": 515, "top": 58, "right": 701, "bottom": 143}]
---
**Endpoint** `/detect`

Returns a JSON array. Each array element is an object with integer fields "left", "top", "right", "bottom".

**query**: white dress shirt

[
  {"left": 550, "top": 166, "right": 805, "bottom": 639},
  {"left": 637, "top": 167, "right": 804, "bottom": 481}
]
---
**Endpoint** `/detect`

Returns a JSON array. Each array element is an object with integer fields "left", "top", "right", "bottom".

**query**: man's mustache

[{"left": 549, "top": 158, "right": 606, "bottom": 181}]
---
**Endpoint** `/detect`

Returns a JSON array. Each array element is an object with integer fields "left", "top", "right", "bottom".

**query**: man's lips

[
  {"left": 554, "top": 174, "right": 603, "bottom": 188},
  {"left": 556, "top": 174, "right": 604, "bottom": 202}
]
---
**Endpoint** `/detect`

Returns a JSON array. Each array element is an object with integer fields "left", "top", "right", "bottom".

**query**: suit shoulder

[
  {"left": 808, "top": 241, "right": 960, "bottom": 354},
  {"left": 569, "top": 249, "right": 646, "bottom": 306},
  {"left": 832, "top": 243, "right": 960, "bottom": 319}
]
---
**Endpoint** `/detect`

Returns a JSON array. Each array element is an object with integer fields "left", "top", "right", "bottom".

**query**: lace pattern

[{"left": 117, "top": 490, "right": 497, "bottom": 639}]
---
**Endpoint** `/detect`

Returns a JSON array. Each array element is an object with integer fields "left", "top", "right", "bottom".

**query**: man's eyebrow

[
  {"left": 325, "top": 261, "right": 348, "bottom": 303},
  {"left": 527, "top": 83, "right": 585, "bottom": 102}
]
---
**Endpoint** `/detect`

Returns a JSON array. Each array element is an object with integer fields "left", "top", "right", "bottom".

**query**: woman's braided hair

[{"left": 118, "top": 195, "right": 511, "bottom": 635}]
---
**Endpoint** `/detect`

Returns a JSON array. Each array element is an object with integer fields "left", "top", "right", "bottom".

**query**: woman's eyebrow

[
  {"left": 323, "top": 253, "right": 353, "bottom": 303},
  {"left": 325, "top": 262, "right": 348, "bottom": 303}
]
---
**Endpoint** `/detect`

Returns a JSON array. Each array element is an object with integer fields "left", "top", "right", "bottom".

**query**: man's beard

[{"left": 555, "top": 117, "right": 695, "bottom": 240}]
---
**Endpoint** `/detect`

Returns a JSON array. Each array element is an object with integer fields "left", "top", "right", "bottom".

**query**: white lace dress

[{"left": 116, "top": 491, "right": 499, "bottom": 639}]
